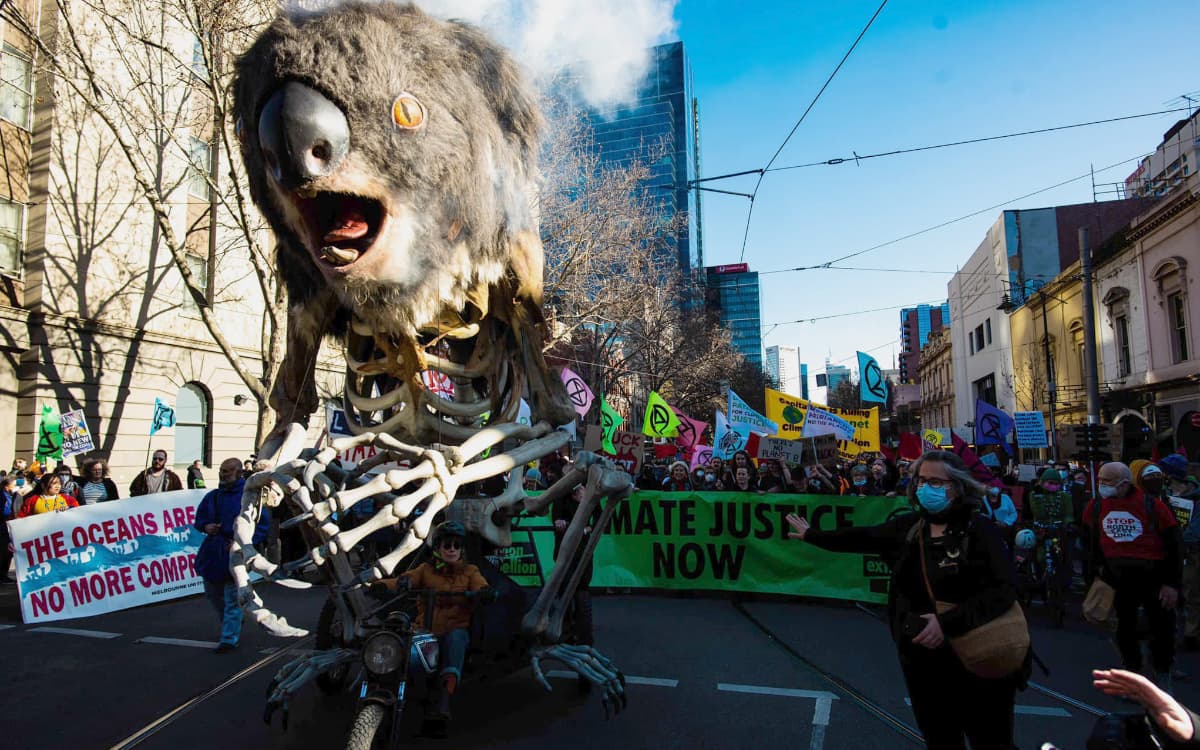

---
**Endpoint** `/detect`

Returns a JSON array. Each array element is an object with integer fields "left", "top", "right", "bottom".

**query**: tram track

[
  {"left": 109, "top": 634, "right": 314, "bottom": 750},
  {"left": 732, "top": 599, "right": 926, "bottom": 745}
]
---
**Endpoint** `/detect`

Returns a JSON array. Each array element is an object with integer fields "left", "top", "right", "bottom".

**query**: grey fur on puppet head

[{"left": 232, "top": 1, "right": 544, "bottom": 342}]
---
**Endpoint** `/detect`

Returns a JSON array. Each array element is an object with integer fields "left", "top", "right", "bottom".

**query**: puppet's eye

[
  {"left": 392, "top": 94, "right": 425, "bottom": 130},
  {"left": 234, "top": 116, "right": 245, "bottom": 142}
]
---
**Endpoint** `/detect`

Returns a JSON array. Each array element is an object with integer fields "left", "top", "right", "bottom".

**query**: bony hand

[
  {"left": 785, "top": 513, "right": 810, "bottom": 541},
  {"left": 203, "top": 523, "right": 220, "bottom": 535},
  {"left": 912, "top": 614, "right": 944, "bottom": 649},
  {"left": 554, "top": 520, "right": 568, "bottom": 532},
  {"left": 1093, "top": 668, "right": 1194, "bottom": 742},
  {"left": 1159, "top": 585, "right": 1180, "bottom": 609}
]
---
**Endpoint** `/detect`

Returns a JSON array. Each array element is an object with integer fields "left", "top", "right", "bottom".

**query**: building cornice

[{"left": 1127, "top": 189, "right": 1200, "bottom": 244}]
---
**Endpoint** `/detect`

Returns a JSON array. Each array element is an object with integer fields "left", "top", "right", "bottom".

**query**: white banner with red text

[{"left": 7, "top": 490, "right": 208, "bottom": 624}]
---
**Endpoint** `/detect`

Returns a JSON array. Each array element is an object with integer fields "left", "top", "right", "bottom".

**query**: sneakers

[{"left": 213, "top": 642, "right": 237, "bottom": 654}]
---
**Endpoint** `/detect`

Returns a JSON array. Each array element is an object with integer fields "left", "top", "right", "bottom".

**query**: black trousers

[
  {"left": 1109, "top": 561, "right": 1175, "bottom": 673},
  {"left": 900, "top": 644, "right": 1016, "bottom": 750}
]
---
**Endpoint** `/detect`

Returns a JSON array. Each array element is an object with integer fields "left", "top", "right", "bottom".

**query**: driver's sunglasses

[
  {"left": 153, "top": 455, "right": 166, "bottom": 462},
  {"left": 440, "top": 539, "right": 463, "bottom": 550}
]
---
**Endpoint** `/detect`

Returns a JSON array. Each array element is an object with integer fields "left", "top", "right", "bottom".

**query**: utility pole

[
  {"left": 1040, "top": 289, "right": 1059, "bottom": 462},
  {"left": 1079, "top": 226, "right": 1103, "bottom": 497},
  {"left": 1079, "top": 227, "right": 1102, "bottom": 424}
]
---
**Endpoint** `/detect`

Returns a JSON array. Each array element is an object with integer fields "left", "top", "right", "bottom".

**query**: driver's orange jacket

[{"left": 392, "top": 561, "right": 489, "bottom": 635}]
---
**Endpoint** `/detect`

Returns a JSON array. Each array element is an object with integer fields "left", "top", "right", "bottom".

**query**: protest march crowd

[{"left": 7, "top": 401, "right": 1200, "bottom": 748}]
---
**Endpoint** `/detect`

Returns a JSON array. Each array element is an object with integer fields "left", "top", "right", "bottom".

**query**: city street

[{"left": 4, "top": 581, "right": 1187, "bottom": 750}]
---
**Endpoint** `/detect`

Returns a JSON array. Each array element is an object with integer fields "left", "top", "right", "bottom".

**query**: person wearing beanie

[
  {"left": 1028, "top": 468, "right": 1074, "bottom": 526},
  {"left": 662, "top": 460, "right": 693, "bottom": 492}
]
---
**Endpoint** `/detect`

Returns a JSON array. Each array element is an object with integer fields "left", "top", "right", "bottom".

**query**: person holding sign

[{"left": 786, "top": 451, "right": 1024, "bottom": 750}]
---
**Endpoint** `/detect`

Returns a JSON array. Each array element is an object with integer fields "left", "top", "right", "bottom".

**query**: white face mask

[{"left": 1098, "top": 484, "right": 1121, "bottom": 499}]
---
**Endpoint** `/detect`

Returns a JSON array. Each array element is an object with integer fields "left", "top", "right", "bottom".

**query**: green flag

[
  {"left": 642, "top": 390, "right": 681, "bottom": 438},
  {"left": 37, "top": 403, "right": 63, "bottom": 461},
  {"left": 600, "top": 397, "right": 623, "bottom": 454}
]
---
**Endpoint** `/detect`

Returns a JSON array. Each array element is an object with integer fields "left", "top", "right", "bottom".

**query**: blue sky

[{"left": 674, "top": 0, "right": 1198, "bottom": 401}]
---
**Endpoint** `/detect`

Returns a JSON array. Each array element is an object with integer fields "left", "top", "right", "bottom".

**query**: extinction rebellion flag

[{"left": 642, "top": 391, "right": 681, "bottom": 438}]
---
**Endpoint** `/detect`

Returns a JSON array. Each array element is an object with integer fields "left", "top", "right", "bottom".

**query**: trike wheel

[{"left": 346, "top": 703, "right": 386, "bottom": 750}]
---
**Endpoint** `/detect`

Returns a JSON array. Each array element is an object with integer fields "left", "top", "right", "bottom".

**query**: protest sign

[
  {"left": 802, "top": 406, "right": 855, "bottom": 441},
  {"left": 60, "top": 410, "right": 95, "bottom": 458},
  {"left": 1013, "top": 411, "right": 1048, "bottom": 448},
  {"left": 765, "top": 388, "right": 880, "bottom": 459},
  {"left": 923, "top": 428, "right": 950, "bottom": 448},
  {"left": 9, "top": 490, "right": 209, "bottom": 623},
  {"left": 756, "top": 436, "right": 805, "bottom": 465},
  {"left": 728, "top": 389, "right": 778, "bottom": 435},
  {"left": 1017, "top": 464, "right": 1038, "bottom": 482},
  {"left": 585, "top": 425, "right": 644, "bottom": 475},
  {"left": 1169, "top": 496, "right": 1194, "bottom": 528},
  {"left": 803, "top": 435, "right": 840, "bottom": 466}
]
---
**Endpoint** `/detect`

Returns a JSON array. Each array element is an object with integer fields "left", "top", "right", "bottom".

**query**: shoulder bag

[{"left": 918, "top": 524, "right": 1030, "bottom": 679}]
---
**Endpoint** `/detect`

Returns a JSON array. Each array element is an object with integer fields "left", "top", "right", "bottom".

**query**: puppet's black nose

[{"left": 258, "top": 81, "right": 349, "bottom": 188}]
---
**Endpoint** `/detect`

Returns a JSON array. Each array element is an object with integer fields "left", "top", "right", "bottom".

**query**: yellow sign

[
  {"left": 765, "top": 388, "right": 880, "bottom": 459},
  {"left": 923, "top": 429, "right": 948, "bottom": 447}
]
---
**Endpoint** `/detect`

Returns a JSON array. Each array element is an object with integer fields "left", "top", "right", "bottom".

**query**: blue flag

[
  {"left": 857, "top": 351, "right": 888, "bottom": 404},
  {"left": 973, "top": 399, "right": 1014, "bottom": 454},
  {"left": 150, "top": 397, "right": 176, "bottom": 435}
]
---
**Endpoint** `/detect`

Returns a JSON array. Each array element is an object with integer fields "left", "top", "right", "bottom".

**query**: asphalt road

[{"left": 5, "top": 581, "right": 1198, "bottom": 750}]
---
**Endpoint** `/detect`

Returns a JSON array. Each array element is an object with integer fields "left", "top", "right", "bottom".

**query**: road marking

[
  {"left": 719, "top": 683, "right": 837, "bottom": 750},
  {"left": 31, "top": 626, "right": 121, "bottom": 639},
  {"left": 0, "top": 624, "right": 15, "bottom": 631},
  {"left": 137, "top": 637, "right": 219, "bottom": 649},
  {"left": 904, "top": 697, "right": 1069, "bottom": 718},
  {"left": 545, "top": 670, "right": 678, "bottom": 687}
]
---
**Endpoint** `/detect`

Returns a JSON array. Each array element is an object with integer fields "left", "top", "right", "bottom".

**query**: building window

[
  {"left": 0, "top": 45, "right": 34, "bottom": 129},
  {"left": 969, "top": 334, "right": 974, "bottom": 355},
  {"left": 973, "top": 374, "right": 996, "bottom": 407},
  {"left": 182, "top": 253, "right": 209, "bottom": 313},
  {"left": 1168, "top": 291, "right": 1190, "bottom": 363},
  {"left": 1115, "top": 315, "right": 1131, "bottom": 377},
  {"left": 985, "top": 318, "right": 992, "bottom": 345},
  {"left": 0, "top": 197, "right": 24, "bottom": 274},
  {"left": 1069, "top": 320, "right": 1085, "bottom": 381},
  {"left": 974, "top": 324, "right": 985, "bottom": 352},
  {"left": 191, "top": 34, "right": 209, "bottom": 81},
  {"left": 188, "top": 137, "right": 212, "bottom": 198},
  {"left": 175, "top": 383, "right": 210, "bottom": 465}
]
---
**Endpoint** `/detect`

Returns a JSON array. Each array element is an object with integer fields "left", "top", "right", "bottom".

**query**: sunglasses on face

[{"left": 440, "top": 539, "right": 463, "bottom": 550}]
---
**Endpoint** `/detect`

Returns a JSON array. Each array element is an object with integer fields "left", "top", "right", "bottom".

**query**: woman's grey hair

[{"left": 906, "top": 450, "right": 987, "bottom": 504}]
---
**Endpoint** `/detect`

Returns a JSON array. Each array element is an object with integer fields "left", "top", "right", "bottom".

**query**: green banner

[{"left": 497, "top": 492, "right": 911, "bottom": 604}]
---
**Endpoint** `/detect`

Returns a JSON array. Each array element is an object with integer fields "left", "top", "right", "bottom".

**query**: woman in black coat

[{"left": 786, "top": 450, "right": 1024, "bottom": 750}]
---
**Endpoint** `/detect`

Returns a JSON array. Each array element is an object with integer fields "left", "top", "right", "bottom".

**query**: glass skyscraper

[
  {"left": 704, "top": 265, "right": 762, "bottom": 368},
  {"left": 566, "top": 42, "right": 702, "bottom": 272}
]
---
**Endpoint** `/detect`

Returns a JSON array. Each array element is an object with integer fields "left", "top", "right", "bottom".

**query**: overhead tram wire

[
  {"left": 756, "top": 151, "right": 1149, "bottom": 276},
  {"left": 735, "top": 0, "right": 889, "bottom": 263},
  {"left": 765, "top": 107, "right": 1192, "bottom": 173}
]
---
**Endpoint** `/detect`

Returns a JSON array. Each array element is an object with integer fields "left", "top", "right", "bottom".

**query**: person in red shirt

[{"left": 1083, "top": 461, "right": 1182, "bottom": 690}]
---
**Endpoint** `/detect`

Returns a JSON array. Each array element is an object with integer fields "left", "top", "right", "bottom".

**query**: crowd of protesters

[{"left": 0, "top": 450, "right": 267, "bottom": 584}]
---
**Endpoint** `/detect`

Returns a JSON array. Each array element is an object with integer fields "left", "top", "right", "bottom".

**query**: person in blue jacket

[{"left": 193, "top": 457, "right": 269, "bottom": 653}]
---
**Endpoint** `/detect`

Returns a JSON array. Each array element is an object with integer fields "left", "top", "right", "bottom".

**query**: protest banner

[
  {"left": 689, "top": 445, "right": 713, "bottom": 471},
  {"left": 600, "top": 397, "right": 623, "bottom": 454},
  {"left": 765, "top": 388, "right": 880, "bottom": 459},
  {"left": 756, "top": 436, "right": 805, "bottom": 465},
  {"left": 642, "top": 391, "right": 681, "bottom": 438},
  {"left": 560, "top": 367, "right": 594, "bottom": 418},
  {"left": 1013, "top": 411, "right": 1048, "bottom": 448},
  {"left": 9, "top": 490, "right": 209, "bottom": 623},
  {"left": 713, "top": 409, "right": 748, "bottom": 460},
  {"left": 37, "top": 403, "right": 63, "bottom": 461},
  {"left": 857, "top": 351, "right": 889, "bottom": 404},
  {"left": 60, "top": 409, "right": 96, "bottom": 458},
  {"left": 923, "top": 428, "right": 950, "bottom": 448},
  {"left": 591, "top": 492, "right": 909, "bottom": 602},
  {"left": 802, "top": 406, "right": 855, "bottom": 441},
  {"left": 585, "top": 425, "right": 644, "bottom": 475}
]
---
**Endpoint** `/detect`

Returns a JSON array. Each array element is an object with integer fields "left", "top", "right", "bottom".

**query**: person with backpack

[
  {"left": 1083, "top": 461, "right": 1182, "bottom": 692},
  {"left": 786, "top": 450, "right": 1026, "bottom": 749}
]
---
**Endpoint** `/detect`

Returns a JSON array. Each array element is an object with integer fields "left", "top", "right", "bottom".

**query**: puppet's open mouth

[{"left": 293, "top": 191, "right": 386, "bottom": 268}]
